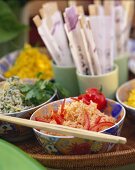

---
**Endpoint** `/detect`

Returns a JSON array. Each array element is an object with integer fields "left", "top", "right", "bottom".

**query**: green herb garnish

[
  {"left": 20, "top": 80, "right": 56, "bottom": 106},
  {"left": 20, "top": 78, "right": 70, "bottom": 106}
]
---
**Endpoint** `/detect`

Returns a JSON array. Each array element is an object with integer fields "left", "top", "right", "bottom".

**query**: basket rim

[{"left": 30, "top": 148, "right": 135, "bottom": 160}]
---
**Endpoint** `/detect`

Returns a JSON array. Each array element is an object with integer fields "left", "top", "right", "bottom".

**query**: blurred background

[{"left": 0, "top": 0, "right": 135, "bottom": 57}]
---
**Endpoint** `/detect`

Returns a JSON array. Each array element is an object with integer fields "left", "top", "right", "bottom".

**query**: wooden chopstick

[
  {"left": 39, "top": 8, "right": 44, "bottom": 18},
  {"left": 76, "top": 6, "right": 84, "bottom": 15},
  {"left": 88, "top": 4, "right": 97, "bottom": 16},
  {"left": 0, "top": 114, "right": 126, "bottom": 144},
  {"left": 33, "top": 15, "right": 42, "bottom": 27}
]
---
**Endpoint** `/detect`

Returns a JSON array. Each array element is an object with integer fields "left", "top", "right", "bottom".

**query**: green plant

[
  {"left": 0, "top": 0, "right": 27, "bottom": 57},
  {"left": 0, "top": 0, "right": 26, "bottom": 43}
]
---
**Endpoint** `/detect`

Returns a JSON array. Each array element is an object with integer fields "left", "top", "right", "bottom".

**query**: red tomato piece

[
  {"left": 86, "top": 88, "right": 99, "bottom": 95},
  {"left": 85, "top": 88, "right": 107, "bottom": 110},
  {"left": 78, "top": 94, "right": 91, "bottom": 105},
  {"left": 78, "top": 94, "right": 85, "bottom": 100},
  {"left": 82, "top": 97, "right": 90, "bottom": 105}
]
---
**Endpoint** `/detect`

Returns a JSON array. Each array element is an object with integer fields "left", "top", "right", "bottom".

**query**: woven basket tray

[{"left": 15, "top": 118, "right": 135, "bottom": 170}]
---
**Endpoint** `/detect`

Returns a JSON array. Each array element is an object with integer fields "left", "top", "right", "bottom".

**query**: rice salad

[{"left": 0, "top": 77, "right": 32, "bottom": 113}]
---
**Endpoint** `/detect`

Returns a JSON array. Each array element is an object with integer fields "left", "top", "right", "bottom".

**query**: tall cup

[
  {"left": 76, "top": 65, "right": 119, "bottom": 99},
  {"left": 114, "top": 53, "right": 129, "bottom": 86},
  {"left": 52, "top": 63, "right": 79, "bottom": 97}
]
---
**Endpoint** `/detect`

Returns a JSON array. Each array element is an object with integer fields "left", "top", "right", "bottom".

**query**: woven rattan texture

[{"left": 15, "top": 118, "right": 135, "bottom": 170}]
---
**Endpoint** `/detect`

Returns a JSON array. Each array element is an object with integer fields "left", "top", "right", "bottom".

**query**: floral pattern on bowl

[{"left": 30, "top": 98, "right": 126, "bottom": 155}]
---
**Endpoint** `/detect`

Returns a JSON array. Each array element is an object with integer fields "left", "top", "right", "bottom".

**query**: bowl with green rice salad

[{"left": 0, "top": 76, "right": 57, "bottom": 142}]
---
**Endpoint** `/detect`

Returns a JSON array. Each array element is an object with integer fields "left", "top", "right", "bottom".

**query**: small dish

[{"left": 116, "top": 79, "right": 135, "bottom": 121}]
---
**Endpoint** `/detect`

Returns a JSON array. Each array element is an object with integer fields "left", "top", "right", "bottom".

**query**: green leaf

[
  {"left": 20, "top": 84, "right": 32, "bottom": 93},
  {"left": 25, "top": 90, "right": 35, "bottom": 100},
  {"left": 0, "top": 1, "right": 26, "bottom": 43}
]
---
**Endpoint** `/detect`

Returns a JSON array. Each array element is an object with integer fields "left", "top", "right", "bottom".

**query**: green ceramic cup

[
  {"left": 76, "top": 65, "right": 118, "bottom": 99},
  {"left": 52, "top": 63, "right": 79, "bottom": 97},
  {"left": 114, "top": 53, "right": 129, "bottom": 86}
]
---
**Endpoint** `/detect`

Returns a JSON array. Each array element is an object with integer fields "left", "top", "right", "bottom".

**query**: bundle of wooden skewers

[{"left": 33, "top": 0, "right": 134, "bottom": 76}]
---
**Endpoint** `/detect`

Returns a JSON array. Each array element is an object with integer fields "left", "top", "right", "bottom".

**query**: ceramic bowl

[
  {"left": 0, "top": 80, "right": 57, "bottom": 142},
  {"left": 30, "top": 98, "right": 126, "bottom": 155},
  {"left": 116, "top": 79, "right": 135, "bottom": 121}
]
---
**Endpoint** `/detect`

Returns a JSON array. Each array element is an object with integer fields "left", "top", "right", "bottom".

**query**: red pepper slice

[
  {"left": 90, "top": 122, "right": 115, "bottom": 132},
  {"left": 35, "top": 117, "right": 51, "bottom": 123},
  {"left": 60, "top": 110, "right": 67, "bottom": 119},
  {"left": 60, "top": 99, "right": 66, "bottom": 114},
  {"left": 94, "top": 116, "right": 103, "bottom": 125},
  {"left": 84, "top": 112, "right": 90, "bottom": 130},
  {"left": 70, "top": 97, "right": 80, "bottom": 101},
  {"left": 52, "top": 114, "right": 64, "bottom": 125}
]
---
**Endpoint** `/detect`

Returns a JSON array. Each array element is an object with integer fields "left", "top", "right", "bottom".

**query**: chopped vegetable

[
  {"left": 0, "top": 76, "right": 69, "bottom": 114},
  {"left": 84, "top": 111, "right": 90, "bottom": 130},
  {"left": 78, "top": 88, "right": 107, "bottom": 110},
  {"left": 0, "top": 77, "right": 33, "bottom": 113},
  {"left": 124, "top": 89, "right": 135, "bottom": 108},
  {"left": 4, "top": 44, "right": 53, "bottom": 80},
  {"left": 35, "top": 99, "right": 116, "bottom": 132},
  {"left": 90, "top": 122, "right": 115, "bottom": 131},
  {"left": 20, "top": 79, "right": 55, "bottom": 106}
]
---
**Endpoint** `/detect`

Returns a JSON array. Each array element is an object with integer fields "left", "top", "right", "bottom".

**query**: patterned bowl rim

[
  {"left": 30, "top": 98, "right": 126, "bottom": 139},
  {"left": 116, "top": 78, "right": 135, "bottom": 111}
]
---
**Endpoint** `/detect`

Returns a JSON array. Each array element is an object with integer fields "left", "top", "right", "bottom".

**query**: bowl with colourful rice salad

[
  {"left": 31, "top": 89, "right": 126, "bottom": 155},
  {"left": 116, "top": 79, "right": 135, "bottom": 121}
]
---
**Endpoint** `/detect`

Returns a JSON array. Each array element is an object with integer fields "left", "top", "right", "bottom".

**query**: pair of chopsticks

[{"left": 0, "top": 114, "right": 126, "bottom": 144}]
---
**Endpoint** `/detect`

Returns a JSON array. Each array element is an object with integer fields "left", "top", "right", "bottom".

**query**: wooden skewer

[
  {"left": 68, "top": 0, "right": 77, "bottom": 7},
  {"left": 94, "top": 0, "right": 101, "bottom": 6},
  {"left": 0, "top": 114, "right": 127, "bottom": 144},
  {"left": 33, "top": 15, "right": 42, "bottom": 27},
  {"left": 42, "top": 2, "right": 58, "bottom": 30},
  {"left": 39, "top": 8, "right": 44, "bottom": 18},
  {"left": 88, "top": 4, "right": 97, "bottom": 16},
  {"left": 122, "top": 1, "right": 135, "bottom": 25},
  {"left": 104, "top": 0, "right": 114, "bottom": 15},
  {"left": 76, "top": 5, "right": 84, "bottom": 15}
]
